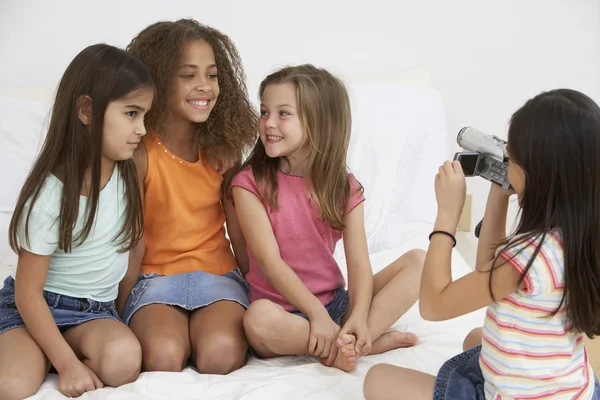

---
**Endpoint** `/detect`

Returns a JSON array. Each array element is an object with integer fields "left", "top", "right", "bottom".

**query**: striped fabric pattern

[{"left": 480, "top": 231, "right": 594, "bottom": 399}]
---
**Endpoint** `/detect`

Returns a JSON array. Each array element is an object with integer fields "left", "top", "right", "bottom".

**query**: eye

[
  {"left": 260, "top": 110, "right": 268, "bottom": 117},
  {"left": 126, "top": 111, "right": 137, "bottom": 118},
  {"left": 209, "top": 74, "right": 218, "bottom": 79},
  {"left": 181, "top": 74, "right": 194, "bottom": 80},
  {"left": 279, "top": 111, "right": 290, "bottom": 117}
]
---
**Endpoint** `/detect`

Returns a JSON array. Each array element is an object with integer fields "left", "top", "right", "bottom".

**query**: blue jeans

[
  {"left": 433, "top": 345, "right": 600, "bottom": 399},
  {"left": 0, "top": 276, "right": 120, "bottom": 335}
]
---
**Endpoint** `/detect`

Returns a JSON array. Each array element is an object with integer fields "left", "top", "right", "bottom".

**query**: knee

[
  {"left": 463, "top": 327, "right": 483, "bottom": 352},
  {"left": 405, "top": 249, "right": 426, "bottom": 284},
  {"left": 243, "top": 300, "right": 285, "bottom": 342},
  {"left": 97, "top": 335, "right": 142, "bottom": 386},
  {"left": 142, "top": 336, "right": 188, "bottom": 372},
  {"left": 406, "top": 249, "right": 426, "bottom": 271},
  {"left": 195, "top": 333, "right": 247, "bottom": 374},
  {"left": 0, "top": 375, "right": 39, "bottom": 400},
  {"left": 363, "top": 364, "right": 390, "bottom": 400}
]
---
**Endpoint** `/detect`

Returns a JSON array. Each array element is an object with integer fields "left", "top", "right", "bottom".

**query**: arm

[
  {"left": 419, "top": 211, "right": 522, "bottom": 321},
  {"left": 475, "top": 184, "right": 512, "bottom": 270},
  {"left": 14, "top": 251, "right": 81, "bottom": 372},
  {"left": 419, "top": 161, "right": 522, "bottom": 321},
  {"left": 116, "top": 144, "right": 147, "bottom": 316},
  {"left": 223, "top": 178, "right": 249, "bottom": 275},
  {"left": 342, "top": 203, "right": 373, "bottom": 321},
  {"left": 232, "top": 187, "right": 326, "bottom": 318}
]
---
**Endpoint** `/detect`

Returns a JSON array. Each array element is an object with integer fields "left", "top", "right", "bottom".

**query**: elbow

[{"left": 418, "top": 298, "right": 446, "bottom": 322}]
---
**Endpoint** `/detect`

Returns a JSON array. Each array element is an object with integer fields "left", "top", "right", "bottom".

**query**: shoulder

[
  {"left": 132, "top": 139, "right": 148, "bottom": 183},
  {"left": 498, "top": 230, "right": 563, "bottom": 294},
  {"left": 27, "top": 174, "right": 63, "bottom": 218},
  {"left": 231, "top": 165, "right": 256, "bottom": 187},
  {"left": 346, "top": 172, "right": 365, "bottom": 212}
]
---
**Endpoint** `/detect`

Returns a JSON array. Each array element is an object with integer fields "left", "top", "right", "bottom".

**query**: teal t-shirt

[{"left": 14, "top": 166, "right": 129, "bottom": 302}]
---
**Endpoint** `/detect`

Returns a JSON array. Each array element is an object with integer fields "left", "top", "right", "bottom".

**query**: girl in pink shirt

[{"left": 231, "top": 65, "right": 425, "bottom": 371}]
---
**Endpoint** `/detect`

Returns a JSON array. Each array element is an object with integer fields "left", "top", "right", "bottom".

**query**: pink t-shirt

[{"left": 231, "top": 167, "right": 365, "bottom": 311}]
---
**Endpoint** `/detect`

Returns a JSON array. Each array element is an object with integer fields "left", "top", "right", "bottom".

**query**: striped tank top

[{"left": 481, "top": 231, "right": 594, "bottom": 399}]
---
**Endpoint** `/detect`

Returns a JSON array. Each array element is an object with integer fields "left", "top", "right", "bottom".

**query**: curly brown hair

[{"left": 127, "top": 19, "right": 258, "bottom": 168}]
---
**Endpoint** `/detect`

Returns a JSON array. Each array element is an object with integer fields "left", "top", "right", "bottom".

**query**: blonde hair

[{"left": 240, "top": 64, "right": 360, "bottom": 230}]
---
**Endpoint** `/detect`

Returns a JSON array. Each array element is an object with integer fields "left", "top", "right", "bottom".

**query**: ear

[{"left": 77, "top": 95, "right": 93, "bottom": 126}]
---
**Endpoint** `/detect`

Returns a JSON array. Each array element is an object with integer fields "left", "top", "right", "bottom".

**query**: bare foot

[
  {"left": 331, "top": 334, "right": 357, "bottom": 372},
  {"left": 369, "top": 331, "right": 418, "bottom": 355}
]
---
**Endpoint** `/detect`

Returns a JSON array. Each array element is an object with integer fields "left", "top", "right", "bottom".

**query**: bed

[{"left": 0, "top": 82, "right": 486, "bottom": 399}]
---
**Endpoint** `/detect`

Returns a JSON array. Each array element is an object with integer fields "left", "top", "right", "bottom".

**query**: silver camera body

[{"left": 453, "top": 127, "right": 512, "bottom": 190}]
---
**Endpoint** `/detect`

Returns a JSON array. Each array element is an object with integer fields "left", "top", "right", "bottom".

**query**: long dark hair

[
  {"left": 494, "top": 88, "right": 600, "bottom": 336},
  {"left": 240, "top": 65, "right": 359, "bottom": 231},
  {"left": 9, "top": 44, "right": 153, "bottom": 253}
]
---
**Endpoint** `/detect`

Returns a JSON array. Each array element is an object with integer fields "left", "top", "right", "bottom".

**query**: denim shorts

[
  {"left": 0, "top": 276, "right": 120, "bottom": 335},
  {"left": 122, "top": 268, "right": 249, "bottom": 325},
  {"left": 434, "top": 345, "right": 600, "bottom": 400},
  {"left": 290, "top": 288, "right": 349, "bottom": 325}
]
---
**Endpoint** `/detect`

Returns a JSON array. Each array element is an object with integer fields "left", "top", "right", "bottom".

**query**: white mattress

[{"left": 0, "top": 222, "right": 486, "bottom": 400}]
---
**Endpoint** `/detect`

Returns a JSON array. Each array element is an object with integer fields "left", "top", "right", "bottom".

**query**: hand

[
  {"left": 435, "top": 160, "right": 467, "bottom": 223},
  {"left": 58, "top": 361, "right": 103, "bottom": 398},
  {"left": 489, "top": 181, "right": 515, "bottom": 199},
  {"left": 308, "top": 311, "right": 341, "bottom": 360},
  {"left": 339, "top": 316, "right": 371, "bottom": 356}
]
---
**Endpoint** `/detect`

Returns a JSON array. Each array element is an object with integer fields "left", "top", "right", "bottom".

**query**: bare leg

[
  {"left": 189, "top": 301, "right": 248, "bottom": 374},
  {"left": 243, "top": 299, "right": 357, "bottom": 371},
  {"left": 463, "top": 327, "right": 483, "bottom": 351},
  {"left": 0, "top": 328, "right": 49, "bottom": 400},
  {"left": 344, "top": 249, "right": 425, "bottom": 355},
  {"left": 129, "top": 305, "right": 191, "bottom": 372},
  {"left": 64, "top": 319, "right": 141, "bottom": 387},
  {"left": 364, "top": 364, "right": 435, "bottom": 400}
]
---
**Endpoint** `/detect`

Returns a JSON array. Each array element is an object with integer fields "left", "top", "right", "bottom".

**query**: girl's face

[
  {"left": 102, "top": 89, "right": 153, "bottom": 162},
  {"left": 259, "top": 83, "right": 309, "bottom": 160},
  {"left": 171, "top": 40, "right": 220, "bottom": 124}
]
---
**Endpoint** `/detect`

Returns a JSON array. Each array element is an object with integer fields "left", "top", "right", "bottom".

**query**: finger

[
  {"left": 363, "top": 341, "right": 373, "bottom": 355},
  {"left": 315, "top": 337, "right": 325, "bottom": 358},
  {"left": 84, "top": 379, "right": 96, "bottom": 393},
  {"left": 60, "top": 387, "right": 74, "bottom": 398},
  {"left": 308, "top": 335, "right": 318, "bottom": 355},
  {"left": 324, "top": 345, "right": 338, "bottom": 366},
  {"left": 91, "top": 371, "right": 104, "bottom": 389},
  {"left": 322, "top": 338, "right": 332, "bottom": 360},
  {"left": 443, "top": 160, "right": 454, "bottom": 176},
  {"left": 356, "top": 338, "right": 366, "bottom": 356},
  {"left": 452, "top": 160, "right": 465, "bottom": 176}
]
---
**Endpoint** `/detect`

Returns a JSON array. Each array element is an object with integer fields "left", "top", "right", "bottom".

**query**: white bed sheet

[{"left": 0, "top": 222, "right": 485, "bottom": 400}]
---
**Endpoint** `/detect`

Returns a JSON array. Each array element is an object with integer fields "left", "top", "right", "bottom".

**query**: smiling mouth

[
  {"left": 266, "top": 135, "right": 283, "bottom": 142},
  {"left": 187, "top": 99, "right": 210, "bottom": 110}
]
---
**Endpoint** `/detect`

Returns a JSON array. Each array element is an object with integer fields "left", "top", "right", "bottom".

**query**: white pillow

[
  {"left": 0, "top": 96, "right": 50, "bottom": 265},
  {"left": 346, "top": 85, "right": 448, "bottom": 253},
  {"left": 0, "top": 96, "right": 51, "bottom": 213}
]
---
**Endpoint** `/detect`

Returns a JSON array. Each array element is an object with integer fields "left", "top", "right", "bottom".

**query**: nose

[
  {"left": 193, "top": 77, "right": 212, "bottom": 92},
  {"left": 135, "top": 120, "right": 147, "bottom": 136},
  {"left": 266, "top": 114, "right": 277, "bottom": 129}
]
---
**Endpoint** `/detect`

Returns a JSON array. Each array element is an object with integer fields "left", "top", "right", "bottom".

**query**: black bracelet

[{"left": 429, "top": 230, "right": 457, "bottom": 247}]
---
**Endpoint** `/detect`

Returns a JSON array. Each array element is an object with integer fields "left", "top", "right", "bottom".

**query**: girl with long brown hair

[
  {"left": 232, "top": 64, "right": 425, "bottom": 372},
  {"left": 0, "top": 43, "right": 154, "bottom": 399}
]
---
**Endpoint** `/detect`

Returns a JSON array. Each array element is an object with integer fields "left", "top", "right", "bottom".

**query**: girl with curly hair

[{"left": 119, "top": 19, "right": 258, "bottom": 375}]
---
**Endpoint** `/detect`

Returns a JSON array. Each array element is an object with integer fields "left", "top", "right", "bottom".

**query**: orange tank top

[{"left": 140, "top": 133, "right": 237, "bottom": 276}]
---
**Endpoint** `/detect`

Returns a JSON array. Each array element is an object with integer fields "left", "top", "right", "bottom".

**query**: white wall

[{"left": 1, "top": 0, "right": 599, "bottom": 231}]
